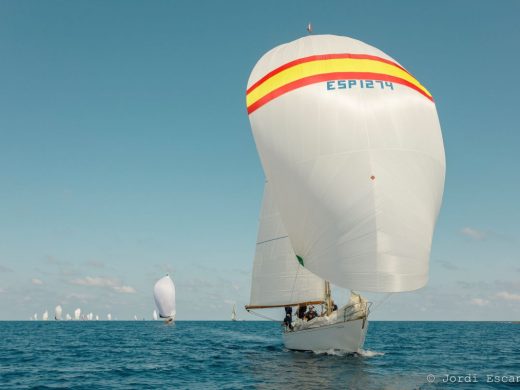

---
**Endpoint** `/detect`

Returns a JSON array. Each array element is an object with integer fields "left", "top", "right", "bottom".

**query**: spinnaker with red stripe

[{"left": 246, "top": 34, "right": 445, "bottom": 294}]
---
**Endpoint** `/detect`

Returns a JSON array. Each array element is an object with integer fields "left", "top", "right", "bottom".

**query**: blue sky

[{"left": 0, "top": 0, "right": 519, "bottom": 320}]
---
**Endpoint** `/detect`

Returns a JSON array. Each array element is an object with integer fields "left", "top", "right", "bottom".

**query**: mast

[{"left": 324, "top": 281, "right": 332, "bottom": 315}]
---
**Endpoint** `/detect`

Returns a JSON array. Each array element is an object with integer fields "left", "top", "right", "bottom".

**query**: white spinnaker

[
  {"left": 153, "top": 275, "right": 176, "bottom": 319},
  {"left": 74, "top": 308, "right": 81, "bottom": 320},
  {"left": 248, "top": 35, "right": 445, "bottom": 292},
  {"left": 54, "top": 305, "right": 62, "bottom": 320},
  {"left": 248, "top": 181, "right": 325, "bottom": 308}
]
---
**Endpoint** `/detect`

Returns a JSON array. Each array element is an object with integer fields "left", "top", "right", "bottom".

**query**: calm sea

[{"left": 0, "top": 321, "right": 518, "bottom": 389}]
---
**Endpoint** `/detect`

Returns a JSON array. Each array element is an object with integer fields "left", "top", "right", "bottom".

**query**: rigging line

[
  {"left": 370, "top": 293, "right": 394, "bottom": 312},
  {"left": 256, "top": 235, "right": 289, "bottom": 245},
  {"left": 289, "top": 255, "right": 302, "bottom": 304},
  {"left": 247, "top": 309, "right": 280, "bottom": 322}
]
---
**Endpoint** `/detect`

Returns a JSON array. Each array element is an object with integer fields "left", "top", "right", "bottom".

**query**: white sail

[
  {"left": 231, "top": 304, "right": 237, "bottom": 321},
  {"left": 66, "top": 313, "right": 72, "bottom": 320},
  {"left": 95, "top": 314, "right": 99, "bottom": 321},
  {"left": 152, "top": 309, "right": 158, "bottom": 321},
  {"left": 247, "top": 182, "right": 325, "bottom": 308},
  {"left": 74, "top": 308, "right": 81, "bottom": 320},
  {"left": 54, "top": 305, "right": 62, "bottom": 320},
  {"left": 153, "top": 275, "right": 176, "bottom": 319},
  {"left": 33, "top": 313, "right": 37, "bottom": 321},
  {"left": 88, "top": 312, "right": 93, "bottom": 321},
  {"left": 107, "top": 313, "right": 112, "bottom": 321},
  {"left": 42, "top": 310, "right": 48, "bottom": 321},
  {"left": 247, "top": 35, "right": 445, "bottom": 293}
]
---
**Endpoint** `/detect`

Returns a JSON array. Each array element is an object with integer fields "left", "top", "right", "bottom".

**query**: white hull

[{"left": 283, "top": 317, "right": 368, "bottom": 352}]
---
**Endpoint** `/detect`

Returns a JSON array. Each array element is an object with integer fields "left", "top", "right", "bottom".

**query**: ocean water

[{"left": 0, "top": 321, "right": 518, "bottom": 389}]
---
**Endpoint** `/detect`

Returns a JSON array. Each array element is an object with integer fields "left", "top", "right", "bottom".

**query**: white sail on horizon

[
  {"left": 66, "top": 313, "right": 72, "bottom": 321},
  {"left": 107, "top": 313, "right": 112, "bottom": 321},
  {"left": 247, "top": 34, "right": 445, "bottom": 293},
  {"left": 42, "top": 310, "right": 48, "bottom": 321},
  {"left": 74, "top": 308, "right": 81, "bottom": 321},
  {"left": 231, "top": 304, "right": 237, "bottom": 321},
  {"left": 54, "top": 305, "right": 62, "bottom": 321},
  {"left": 152, "top": 309, "right": 158, "bottom": 321},
  {"left": 153, "top": 275, "right": 176, "bottom": 319}
]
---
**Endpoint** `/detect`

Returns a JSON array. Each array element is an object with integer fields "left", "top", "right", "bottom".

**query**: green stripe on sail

[{"left": 296, "top": 255, "right": 304, "bottom": 266}]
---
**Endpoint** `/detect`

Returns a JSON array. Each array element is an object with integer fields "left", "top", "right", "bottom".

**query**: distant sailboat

[
  {"left": 133, "top": 315, "right": 138, "bottom": 321},
  {"left": 107, "top": 313, "right": 112, "bottom": 321},
  {"left": 33, "top": 313, "right": 37, "bottom": 321},
  {"left": 42, "top": 310, "right": 49, "bottom": 321},
  {"left": 54, "top": 305, "right": 62, "bottom": 320},
  {"left": 88, "top": 312, "right": 93, "bottom": 321},
  {"left": 153, "top": 274, "right": 176, "bottom": 324},
  {"left": 66, "top": 313, "right": 72, "bottom": 321},
  {"left": 74, "top": 308, "right": 81, "bottom": 321},
  {"left": 245, "top": 34, "right": 445, "bottom": 351},
  {"left": 231, "top": 304, "right": 237, "bottom": 321},
  {"left": 95, "top": 314, "right": 99, "bottom": 321},
  {"left": 153, "top": 309, "right": 158, "bottom": 321}
]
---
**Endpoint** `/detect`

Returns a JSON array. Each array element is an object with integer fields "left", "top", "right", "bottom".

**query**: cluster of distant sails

[
  {"left": 31, "top": 306, "right": 114, "bottom": 321},
  {"left": 30, "top": 274, "right": 177, "bottom": 323}
]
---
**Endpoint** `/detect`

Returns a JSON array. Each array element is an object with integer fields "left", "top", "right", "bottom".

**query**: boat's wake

[
  {"left": 356, "top": 348, "right": 385, "bottom": 357},
  {"left": 312, "top": 348, "right": 385, "bottom": 357}
]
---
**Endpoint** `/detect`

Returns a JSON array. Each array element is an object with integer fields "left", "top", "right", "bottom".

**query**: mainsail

[
  {"left": 153, "top": 275, "right": 176, "bottom": 319},
  {"left": 247, "top": 181, "right": 325, "bottom": 309},
  {"left": 247, "top": 35, "right": 445, "bottom": 293},
  {"left": 74, "top": 308, "right": 81, "bottom": 321}
]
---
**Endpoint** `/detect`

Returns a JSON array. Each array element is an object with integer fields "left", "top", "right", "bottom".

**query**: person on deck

[
  {"left": 298, "top": 305, "right": 307, "bottom": 320},
  {"left": 283, "top": 306, "right": 293, "bottom": 330},
  {"left": 306, "top": 306, "right": 317, "bottom": 321}
]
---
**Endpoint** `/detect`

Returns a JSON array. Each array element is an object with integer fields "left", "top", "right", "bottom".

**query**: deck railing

[{"left": 342, "top": 300, "right": 371, "bottom": 323}]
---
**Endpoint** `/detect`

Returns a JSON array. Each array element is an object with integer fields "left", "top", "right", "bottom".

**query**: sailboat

[
  {"left": 153, "top": 309, "right": 158, "bottom": 321},
  {"left": 54, "top": 305, "right": 62, "bottom": 320},
  {"left": 231, "top": 304, "right": 237, "bottom": 321},
  {"left": 33, "top": 313, "right": 37, "bottom": 321},
  {"left": 153, "top": 274, "right": 176, "bottom": 323},
  {"left": 107, "top": 313, "right": 112, "bottom": 321},
  {"left": 66, "top": 313, "right": 72, "bottom": 321},
  {"left": 245, "top": 34, "right": 445, "bottom": 352},
  {"left": 42, "top": 310, "right": 49, "bottom": 321},
  {"left": 74, "top": 308, "right": 81, "bottom": 321}
]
